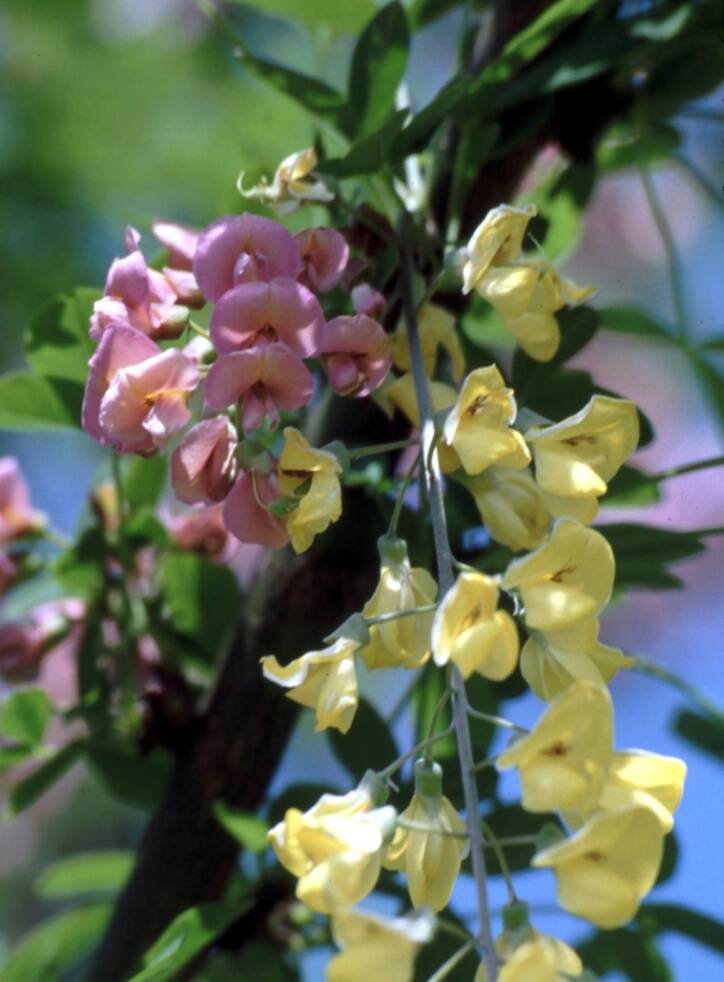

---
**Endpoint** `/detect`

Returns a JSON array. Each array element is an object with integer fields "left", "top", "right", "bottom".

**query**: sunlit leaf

[
  {"left": 35, "top": 850, "right": 133, "bottom": 899},
  {"left": 0, "top": 373, "right": 84, "bottom": 431},
  {"left": 345, "top": 2, "right": 409, "bottom": 139},
  {"left": 7, "top": 738, "right": 87, "bottom": 815},
  {"left": 0, "top": 903, "right": 111, "bottom": 982},
  {"left": 213, "top": 803, "right": 269, "bottom": 853},
  {"left": 0, "top": 688, "right": 53, "bottom": 748},
  {"left": 24, "top": 288, "right": 98, "bottom": 384}
]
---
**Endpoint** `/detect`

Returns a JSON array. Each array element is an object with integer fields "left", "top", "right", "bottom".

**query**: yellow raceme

[{"left": 278, "top": 427, "right": 343, "bottom": 553}]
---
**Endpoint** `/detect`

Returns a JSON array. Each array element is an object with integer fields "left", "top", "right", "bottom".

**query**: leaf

[
  {"left": 638, "top": 903, "right": 724, "bottom": 955},
  {"left": 600, "top": 306, "right": 674, "bottom": 340},
  {"left": 0, "top": 689, "right": 53, "bottom": 748},
  {"left": 213, "top": 803, "right": 269, "bottom": 853},
  {"left": 604, "top": 466, "right": 660, "bottom": 508},
  {"left": 391, "top": 75, "right": 468, "bottom": 159},
  {"left": 345, "top": 2, "right": 409, "bottom": 139},
  {"left": 35, "top": 850, "right": 133, "bottom": 899},
  {"left": 86, "top": 742, "right": 172, "bottom": 809},
  {"left": 54, "top": 527, "right": 108, "bottom": 600},
  {"left": 327, "top": 697, "right": 398, "bottom": 782},
  {"left": 159, "top": 550, "right": 242, "bottom": 660},
  {"left": 674, "top": 709, "right": 724, "bottom": 763},
  {"left": 0, "top": 372, "right": 84, "bottom": 430},
  {"left": 124, "top": 455, "right": 167, "bottom": 513},
  {"left": 7, "top": 738, "right": 87, "bottom": 815},
  {"left": 238, "top": 0, "right": 376, "bottom": 33},
  {"left": 24, "top": 288, "right": 98, "bottom": 384},
  {"left": 319, "top": 109, "right": 408, "bottom": 179},
  {"left": 527, "top": 164, "right": 595, "bottom": 261},
  {"left": 0, "top": 745, "right": 36, "bottom": 773},
  {"left": 655, "top": 830, "right": 679, "bottom": 886},
  {"left": 128, "top": 900, "right": 250, "bottom": 982},
  {"left": 597, "top": 118, "right": 681, "bottom": 172},
  {"left": 576, "top": 926, "right": 672, "bottom": 982},
  {"left": 600, "top": 524, "right": 706, "bottom": 590},
  {"left": 0, "top": 902, "right": 111, "bottom": 982}
]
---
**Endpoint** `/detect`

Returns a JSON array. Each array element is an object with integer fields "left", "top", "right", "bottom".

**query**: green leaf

[
  {"left": 391, "top": 76, "right": 468, "bottom": 159},
  {"left": 701, "top": 336, "right": 724, "bottom": 352},
  {"left": 159, "top": 550, "right": 242, "bottom": 660},
  {"left": 54, "top": 527, "right": 108, "bottom": 600},
  {"left": 597, "top": 118, "right": 681, "bottom": 172},
  {"left": 345, "top": 2, "right": 409, "bottom": 139},
  {"left": 577, "top": 926, "right": 672, "bottom": 982},
  {"left": 638, "top": 903, "right": 724, "bottom": 955},
  {"left": 0, "top": 372, "right": 84, "bottom": 431},
  {"left": 527, "top": 164, "right": 595, "bottom": 261},
  {"left": 0, "top": 689, "right": 53, "bottom": 748},
  {"left": 674, "top": 709, "right": 724, "bottom": 763},
  {"left": 239, "top": 0, "right": 376, "bottom": 34},
  {"left": 327, "top": 697, "right": 398, "bottom": 781},
  {"left": 123, "top": 455, "right": 167, "bottom": 513},
  {"left": 600, "top": 306, "right": 674, "bottom": 340},
  {"left": 604, "top": 466, "right": 660, "bottom": 508},
  {"left": 213, "top": 802, "right": 269, "bottom": 853},
  {"left": 600, "top": 524, "right": 705, "bottom": 591},
  {"left": 0, "top": 745, "right": 37, "bottom": 773},
  {"left": 86, "top": 742, "right": 172, "bottom": 809},
  {"left": 128, "top": 900, "right": 250, "bottom": 982},
  {"left": 24, "top": 288, "right": 98, "bottom": 384},
  {"left": 0, "top": 902, "right": 111, "bottom": 982},
  {"left": 7, "top": 739, "right": 87, "bottom": 815},
  {"left": 655, "top": 830, "right": 679, "bottom": 886},
  {"left": 320, "top": 109, "right": 408, "bottom": 179},
  {"left": 690, "top": 354, "right": 724, "bottom": 424},
  {"left": 35, "top": 850, "right": 133, "bottom": 899}
]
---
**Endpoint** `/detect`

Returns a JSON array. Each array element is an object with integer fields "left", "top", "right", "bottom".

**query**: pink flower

[
  {"left": 82, "top": 324, "right": 199, "bottom": 454},
  {"left": 152, "top": 219, "right": 199, "bottom": 270},
  {"left": 193, "top": 213, "right": 301, "bottom": 302},
  {"left": 171, "top": 418, "right": 238, "bottom": 505},
  {"left": 169, "top": 503, "right": 239, "bottom": 562},
  {"left": 0, "top": 457, "right": 44, "bottom": 543},
  {"left": 0, "top": 553, "right": 22, "bottom": 596},
  {"left": 204, "top": 343, "right": 313, "bottom": 431},
  {"left": 222, "top": 471, "right": 289, "bottom": 548},
  {"left": 351, "top": 282, "right": 386, "bottom": 319},
  {"left": 209, "top": 278, "right": 324, "bottom": 358},
  {"left": 0, "top": 599, "right": 85, "bottom": 682},
  {"left": 295, "top": 227, "right": 349, "bottom": 292},
  {"left": 90, "top": 226, "right": 190, "bottom": 342},
  {"left": 321, "top": 315, "right": 391, "bottom": 397}
]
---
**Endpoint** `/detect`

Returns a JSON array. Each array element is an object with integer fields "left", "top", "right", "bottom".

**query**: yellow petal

[
  {"left": 470, "top": 467, "right": 552, "bottom": 551},
  {"left": 476, "top": 264, "right": 541, "bottom": 319},
  {"left": 599, "top": 751, "right": 686, "bottom": 831},
  {"left": 329, "top": 909, "right": 435, "bottom": 982},
  {"left": 395, "top": 794, "right": 468, "bottom": 912},
  {"left": 462, "top": 204, "right": 537, "bottom": 293},
  {"left": 362, "top": 561, "right": 437, "bottom": 670},
  {"left": 503, "top": 309, "right": 560, "bottom": 362},
  {"left": 391, "top": 304, "right": 465, "bottom": 383}
]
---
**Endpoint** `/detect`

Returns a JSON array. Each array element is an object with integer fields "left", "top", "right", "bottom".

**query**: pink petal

[
  {"left": 296, "top": 227, "right": 349, "bottom": 292},
  {"left": 351, "top": 282, "right": 386, "bottom": 318},
  {"left": 260, "top": 344, "right": 314, "bottom": 411},
  {"left": 162, "top": 268, "right": 204, "bottom": 307},
  {"left": 193, "top": 213, "right": 302, "bottom": 302},
  {"left": 143, "top": 395, "right": 192, "bottom": 445},
  {"left": 125, "top": 225, "right": 142, "bottom": 252},
  {"left": 325, "top": 354, "right": 360, "bottom": 394},
  {"left": 152, "top": 219, "right": 200, "bottom": 270},
  {"left": 204, "top": 349, "right": 264, "bottom": 411},
  {"left": 222, "top": 472, "right": 288, "bottom": 548},
  {"left": 147, "top": 268, "right": 178, "bottom": 306},
  {"left": 105, "top": 250, "right": 150, "bottom": 308},
  {"left": 242, "top": 390, "right": 270, "bottom": 432},
  {"left": 321, "top": 314, "right": 391, "bottom": 397}
]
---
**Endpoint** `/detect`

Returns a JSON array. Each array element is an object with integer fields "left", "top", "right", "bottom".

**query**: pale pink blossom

[
  {"left": 152, "top": 219, "right": 200, "bottom": 270},
  {"left": 222, "top": 471, "right": 289, "bottom": 548},
  {"left": 171, "top": 418, "right": 238, "bottom": 505},
  {"left": 193, "top": 213, "right": 301, "bottom": 302},
  {"left": 90, "top": 226, "right": 190, "bottom": 341},
  {"left": 351, "top": 282, "right": 386, "bottom": 319},
  {"left": 295, "top": 227, "right": 349, "bottom": 293},
  {"left": 321, "top": 315, "right": 391, "bottom": 397},
  {"left": 0, "top": 457, "right": 44, "bottom": 543},
  {"left": 204, "top": 343, "right": 313, "bottom": 431},
  {"left": 209, "top": 278, "right": 324, "bottom": 358},
  {"left": 169, "top": 503, "right": 240, "bottom": 562},
  {"left": 0, "top": 598, "right": 85, "bottom": 681}
]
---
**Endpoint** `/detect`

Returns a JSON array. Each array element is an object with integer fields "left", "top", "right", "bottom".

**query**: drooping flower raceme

[{"left": 328, "top": 908, "right": 435, "bottom": 982}]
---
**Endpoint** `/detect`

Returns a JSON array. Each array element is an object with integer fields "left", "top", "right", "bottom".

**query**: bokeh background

[{"left": 1, "top": 0, "right": 722, "bottom": 978}]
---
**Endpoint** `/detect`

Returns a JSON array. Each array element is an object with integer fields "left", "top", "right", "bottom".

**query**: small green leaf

[
  {"left": 35, "top": 850, "right": 133, "bottom": 899},
  {"left": 601, "top": 524, "right": 706, "bottom": 587},
  {"left": 0, "top": 902, "right": 111, "bottom": 982},
  {"left": 577, "top": 926, "right": 672, "bottom": 982},
  {"left": 128, "top": 900, "right": 250, "bottom": 982},
  {"left": 0, "top": 745, "right": 36, "bottom": 773},
  {"left": 319, "top": 109, "right": 408, "bottom": 179},
  {"left": 600, "top": 306, "right": 674, "bottom": 340},
  {"left": 0, "top": 373, "right": 84, "bottom": 431},
  {"left": 327, "top": 698, "right": 398, "bottom": 782},
  {"left": 124, "top": 455, "right": 168, "bottom": 513},
  {"left": 0, "top": 689, "right": 53, "bottom": 748},
  {"left": 7, "top": 739, "right": 87, "bottom": 815},
  {"left": 86, "top": 742, "right": 172, "bottom": 809},
  {"left": 24, "top": 288, "right": 98, "bottom": 384},
  {"left": 597, "top": 118, "right": 681, "bottom": 172},
  {"left": 345, "top": 2, "right": 409, "bottom": 138},
  {"left": 213, "top": 802, "right": 269, "bottom": 853},
  {"left": 54, "top": 527, "right": 107, "bottom": 600},
  {"left": 674, "top": 709, "right": 724, "bottom": 763},
  {"left": 527, "top": 163, "right": 595, "bottom": 261}
]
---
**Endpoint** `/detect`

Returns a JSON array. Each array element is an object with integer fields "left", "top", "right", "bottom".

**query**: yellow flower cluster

[
  {"left": 462, "top": 204, "right": 595, "bottom": 361},
  {"left": 277, "top": 427, "right": 343, "bottom": 554}
]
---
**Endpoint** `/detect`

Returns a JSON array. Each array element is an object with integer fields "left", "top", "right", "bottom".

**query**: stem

[
  {"left": 398, "top": 818, "right": 469, "bottom": 840},
  {"left": 639, "top": 167, "right": 687, "bottom": 341},
  {"left": 399, "top": 210, "right": 497, "bottom": 979},
  {"left": 42, "top": 527, "right": 72, "bottom": 549},
  {"left": 471, "top": 755, "right": 498, "bottom": 773},
  {"left": 651, "top": 455, "right": 724, "bottom": 481},
  {"left": 388, "top": 448, "right": 422, "bottom": 536},
  {"left": 188, "top": 320, "right": 209, "bottom": 339},
  {"left": 675, "top": 154, "right": 724, "bottom": 213},
  {"left": 111, "top": 453, "right": 139, "bottom": 721},
  {"left": 437, "top": 919, "right": 474, "bottom": 944},
  {"left": 427, "top": 941, "right": 476, "bottom": 982},
  {"left": 467, "top": 706, "right": 528, "bottom": 735},
  {"left": 377, "top": 726, "right": 455, "bottom": 780},
  {"left": 364, "top": 603, "right": 438, "bottom": 627},
  {"left": 480, "top": 818, "right": 517, "bottom": 903},
  {"left": 349, "top": 438, "right": 420, "bottom": 460},
  {"left": 631, "top": 656, "right": 724, "bottom": 725}
]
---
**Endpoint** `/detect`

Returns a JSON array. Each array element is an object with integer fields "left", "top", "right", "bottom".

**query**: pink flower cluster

[{"left": 82, "top": 212, "right": 392, "bottom": 547}]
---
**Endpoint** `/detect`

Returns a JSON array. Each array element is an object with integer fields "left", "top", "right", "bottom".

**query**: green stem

[
  {"left": 377, "top": 725, "right": 456, "bottom": 780},
  {"left": 631, "top": 656, "right": 724, "bottom": 725},
  {"left": 651, "top": 455, "right": 724, "bottom": 481},
  {"left": 349, "top": 438, "right": 420, "bottom": 460},
  {"left": 111, "top": 454, "right": 139, "bottom": 721},
  {"left": 480, "top": 817, "right": 517, "bottom": 903},
  {"left": 639, "top": 167, "right": 687, "bottom": 341},
  {"left": 364, "top": 603, "right": 438, "bottom": 627},
  {"left": 424, "top": 684, "right": 452, "bottom": 763},
  {"left": 388, "top": 448, "right": 422, "bottom": 536},
  {"left": 399, "top": 210, "right": 497, "bottom": 979},
  {"left": 675, "top": 154, "right": 724, "bottom": 213},
  {"left": 471, "top": 755, "right": 499, "bottom": 774},
  {"left": 42, "top": 527, "right": 71, "bottom": 550},
  {"left": 427, "top": 941, "right": 476, "bottom": 982},
  {"left": 467, "top": 706, "right": 528, "bottom": 735},
  {"left": 437, "top": 919, "right": 474, "bottom": 944},
  {"left": 188, "top": 320, "right": 209, "bottom": 339},
  {"left": 398, "top": 818, "right": 469, "bottom": 840}
]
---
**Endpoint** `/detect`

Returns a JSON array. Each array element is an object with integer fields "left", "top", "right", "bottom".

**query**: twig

[
  {"left": 631, "top": 655, "right": 724, "bottom": 725},
  {"left": 639, "top": 167, "right": 687, "bottom": 342},
  {"left": 651, "top": 455, "right": 724, "bottom": 481}
]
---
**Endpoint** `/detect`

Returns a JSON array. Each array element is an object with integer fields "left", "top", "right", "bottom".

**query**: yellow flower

[
  {"left": 278, "top": 427, "right": 342, "bottom": 554},
  {"left": 501, "top": 518, "right": 615, "bottom": 631},
  {"left": 431, "top": 570, "right": 518, "bottom": 681},
  {"left": 391, "top": 304, "right": 465, "bottom": 383},
  {"left": 462, "top": 204, "right": 537, "bottom": 294},
  {"left": 361, "top": 536, "right": 437, "bottom": 671},
  {"left": 261, "top": 637, "right": 359, "bottom": 733},
  {"left": 475, "top": 934, "right": 583, "bottom": 982},
  {"left": 526, "top": 395, "right": 640, "bottom": 498},
  {"left": 384, "top": 760, "right": 469, "bottom": 911},
  {"left": 598, "top": 751, "right": 686, "bottom": 832},
  {"left": 443, "top": 366, "right": 530, "bottom": 476},
  {"left": 498, "top": 680, "right": 613, "bottom": 815},
  {"left": 520, "top": 617, "right": 633, "bottom": 701},
  {"left": 532, "top": 805, "right": 664, "bottom": 928},
  {"left": 469, "top": 467, "right": 598, "bottom": 553},
  {"left": 384, "top": 373, "right": 460, "bottom": 472},
  {"left": 239, "top": 147, "right": 334, "bottom": 214},
  {"left": 268, "top": 788, "right": 396, "bottom": 914},
  {"left": 328, "top": 908, "right": 435, "bottom": 982}
]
